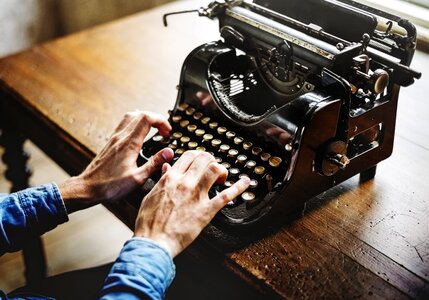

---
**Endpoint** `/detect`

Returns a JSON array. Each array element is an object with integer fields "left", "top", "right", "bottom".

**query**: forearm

[
  {"left": 0, "top": 183, "right": 68, "bottom": 255},
  {"left": 99, "top": 238, "right": 176, "bottom": 300}
]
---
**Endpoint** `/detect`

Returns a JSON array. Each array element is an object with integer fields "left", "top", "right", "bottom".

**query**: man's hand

[
  {"left": 134, "top": 150, "right": 250, "bottom": 258},
  {"left": 59, "top": 111, "right": 174, "bottom": 213}
]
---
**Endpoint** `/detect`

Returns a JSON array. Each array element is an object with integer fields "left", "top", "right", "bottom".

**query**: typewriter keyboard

[{"left": 140, "top": 103, "right": 287, "bottom": 212}]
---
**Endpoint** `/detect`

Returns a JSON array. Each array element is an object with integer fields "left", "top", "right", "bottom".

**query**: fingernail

[{"left": 162, "top": 148, "right": 173, "bottom": 161}]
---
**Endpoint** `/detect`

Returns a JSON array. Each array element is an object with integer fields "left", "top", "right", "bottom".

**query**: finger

[
  {"left": 171, "top": 150, "right": 199, "bottom": 173},
  {"left": 211, "top": 177, "right": 250, "bottom": 211},
  {"left": 127, "top": 111, "right": 172, "bottom": 144},
  {"left": 162, "top": 163, "right": 171, "bottom": 175},
  {"left": 183, "top": 152, "right": 222, "bottom": 187},
  {"left": 138, "top": 147, "right": 174, "bottom": 182}
]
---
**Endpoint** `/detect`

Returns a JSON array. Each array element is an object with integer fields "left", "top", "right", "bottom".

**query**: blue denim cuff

[{"left": 100, "top": 237, "right": 176, "bottom": 300}]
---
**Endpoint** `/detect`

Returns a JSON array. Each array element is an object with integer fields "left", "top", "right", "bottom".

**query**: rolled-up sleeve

[
  {"left": 0, "top": 183, "right": 68, "bottom": 255},
  {"left": 99, "top": 237, "right": 176, "bottom": 300}
]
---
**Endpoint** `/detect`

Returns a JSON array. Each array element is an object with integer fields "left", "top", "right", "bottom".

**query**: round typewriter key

[
  {"left": 221, "top": 162, "right": 231, "bottom": 169},
  {"left": 236, "top": 154, "right": 247, "bottom": 164},
  {"left": 175, "top": 148, "right": 185, "bottom": 155},
  {"left": 234, "top": 137, "right": 244, "bottom": 145},
  {"left": 209, "top": 122, "right": 218, "bottom": 129},
  {"left": 226, "top": 131, "right": 236, "bottom": 139},
  {"left": 203, "top": 133, "right": 213, "bottom": 142},
  {"left": 186, "top": 107, "right": 196, "bottom": 116},
  {"left": 241, "top": 192, "right": 256, "bottom": 202},
  {"left": 196, "top": 146, "right": 206, "bottom": 151},
  {"left": 188, "top": 141, "right": 198, "bottom": 150},
  {"left": 219, "top": 144, "right": 230, "bottom": 153},
  {"left": 172, "top": 115, "right": 182, "bottom": 123},
  {"left": 217, "top": 127, "right": 227, "bottom": 135},
  {"left": 269, "top": 156, "right": 282, "bottom": 167},
  {"left": 195, "top": 129, "right": 205, "bottom": 137},
  {"left": 215, "top": 157, "right": 223, "bottom": 164},
  {"left": 179, "top": 120, "right": 190, "bottom": 128},
  {"left": 201, "top": 117, "right": 211, "bottom": 125},
  {"left": 152, "top": 135, "right": 163, "bottom": 142},
  {"left": 243, "top": 141, "right": 253, "bottom": 151},
  {"left": 229, "top": 168, "right": 240, "bottom": 177},
  {"left": 211, "top": 139, "right": 222, "bottom": 148},
  {"left": 239, "top": 174, "right": 249, "bottom": 180},
  {"left": 261, "top": 152, "right": 271, "bottom": 162},
  {"left": 227, "top": 149, "right": 239, "bottom": 158},
  {"left": 249, "top": 179, "right": 258, "bottom": 189},
  {"left": 193, "top": 112, "right": 203, "bottom": 120},
  {"left": 168, "top": 143, "right": 177, "bottom": 150},
  {"left": 177, "top": 103, "right": 188, "bottom": 112},
  {"left": 254, "top": 166, "right": 266, "bottom": 176},
  {"left": 161, "top": 136, "right": 170, "bottom": 144},
  {"left": 172, "top": 132, "right": 183, "bottom": 140},
  {"left": 252, "top": 147, "right": 263, "bottom": 156},
  {"left": 245, "top": 160, "right": 256, "bottom": 170},
  {"left": 187, "top": 124, "right": 197, "bottom": 133},
  {"left": 180, "top": 136, "right": 190, "bottom": 144},
  {"left": 224, "top": 180, "right": 234, "bottom": 188}
]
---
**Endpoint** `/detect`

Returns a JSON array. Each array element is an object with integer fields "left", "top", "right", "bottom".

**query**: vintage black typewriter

[{"left": 138, "top": 0, "right": 421, "bottom": 230}]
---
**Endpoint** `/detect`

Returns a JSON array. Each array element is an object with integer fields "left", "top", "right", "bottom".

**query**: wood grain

[{"left": 0, "top": 0, "right": 428, "bottom": 298}]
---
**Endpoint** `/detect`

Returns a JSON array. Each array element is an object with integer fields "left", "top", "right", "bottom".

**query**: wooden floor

[{"left": 0, "top": 141, "right": 132, "bottom": 293}]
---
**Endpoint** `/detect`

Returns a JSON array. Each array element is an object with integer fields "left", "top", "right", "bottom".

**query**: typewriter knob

[
  {"left": 317, "top": 141, "right": 350, "bottom": 176},
  {"left": 370, "top": 69, "right": 389, "bottom": 95}
]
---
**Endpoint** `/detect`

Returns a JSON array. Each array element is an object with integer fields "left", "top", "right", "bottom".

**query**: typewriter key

[
  {"left": 227, "top": 149, "right": 239, "bottom": 159},
  {"left": 245, "top": 160, "right": 256, "bottom": 170},
  {"left": 229, "top": 168, "right": 240, "bottom": 177},
  {"left": 269, "top": 156, "right": 282, "bottom": 168},
  {"left": 168, "top": 143, "right": 177, "bottom": 150},
  {"left": 211, "top": 139, "right": 222, "bottom": 148},
  {"left": 186, "top": 107, "right": 196, "bottom": 116},
  {"left": 249, "top": 179, "right": 258, "bottom": 189},
  {"left": 236, "top": 154, "right": 247, "bottom": 164},
  {"left": 195, "top": 129, "right": 205, "bottom": 137},
  {"left": 161, "top": 136, "right": 170, "bottom": 144},
  {"left": 172, "top": 115, "right": 182, "bottom": 123},
  {"left": 179, "top": 120, "right": 190, "bottom": 128},
  {"left": 172, "top": 132, "right": 183, "bottom": 140},
  {"left": 261, "top": 152, "right": 271, "bottom": 162},
  {"left": 196, "top": 146, "right": 206, "bottom": 151},
  {"left": 221, "top": 162, "right": 231, "bottom": 169},
  {"left": 152, "top": 135, "right": 163, "bottom": 142},
  {"left": 243, "top": 141, "right": 253, "bottom": 151},
  {"left": 188, "top": 141, "right": 198, "bottom": 150},
  {"left": 215, "top": 157, "right": 223, "bottom": 164},
  {"left": 251, "top": 147, "right": 263, "bottom": 156},
  {"left": 209, "top": 122, "right": 218, "bottom": 130},
  {"left": 217, "top": 127, "right": 227, "bottom": 135},
  {"left": 177, "top": 103, "right": 188, "bottom": 112},
  {"left": 226, "top": 131, "right": 236, "bottom": 139},
  {"left": 201, "top": 117, "right": 211, "bottom": 125},
  {"left": 239, "top": 174, "right": 249, "bottom": 179},
  {"left": 241, "top": 192, "right": 256, "bottom": 202},
  {"left": 187, "top": 124, "right": 197, "bottom": 133},
  {"left": 234, "top": 137, "right": 244, "bottom": 145},
  {"left": 175, "top": 148, "right": 185, "bottom": 155},
  {"left": 193, "top": 112, "right": 203, "bottom": 120},
  {"left": 203, "top": 133, "right": 214, "bottom": 143},
  {"left": 207, "top": 151, "right": 214, "bottom": 156},
  {"left": 254, "top": 166, "right": 266, "bottom": 176},
  {"left": 224, "top": 180, "right": 234, "bottom": 188},
  {"left": 219, "top": 144, "right": 230, "bottom": 153},
  {"left": 180, "top": 136, "right": 190, "bottom": 145}
]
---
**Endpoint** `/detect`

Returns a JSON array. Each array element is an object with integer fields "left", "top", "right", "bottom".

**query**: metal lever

[{"left": 163, "top": 9, "right": 200, "bottom": 27}]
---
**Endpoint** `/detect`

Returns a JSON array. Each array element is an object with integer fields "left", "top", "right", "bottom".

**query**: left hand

[{"left": 59, "top": 111, "right": 174, "bottom": 213}]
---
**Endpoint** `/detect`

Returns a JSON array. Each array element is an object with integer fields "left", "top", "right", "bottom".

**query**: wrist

[
  {"left": 133, "top": 232, "right": 178, "bottom": 258},
  {"left": 58, "top": 175, "right": 98, "bottom": 213}
]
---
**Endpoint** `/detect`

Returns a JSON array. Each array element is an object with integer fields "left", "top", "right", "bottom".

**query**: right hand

[{"left": 134, "top": 150, "right": 250, "bottom": 257}]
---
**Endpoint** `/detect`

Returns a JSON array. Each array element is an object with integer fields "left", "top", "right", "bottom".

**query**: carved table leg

[{"left": 0, "top": 122, "right": 47, "bottom": 284}]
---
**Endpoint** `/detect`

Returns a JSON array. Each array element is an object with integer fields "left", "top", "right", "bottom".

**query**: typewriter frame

[{"left": 140, "top": 0, "right": 421, "bottom": 231}]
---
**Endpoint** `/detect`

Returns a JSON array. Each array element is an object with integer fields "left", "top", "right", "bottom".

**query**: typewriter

[{"left": 138, "top": 0, "right": 421, "bottom": 230}]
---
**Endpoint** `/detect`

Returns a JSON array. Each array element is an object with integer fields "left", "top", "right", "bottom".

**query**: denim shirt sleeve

[
  {"left": 0, "top": 183, "right": 69, "bottom": 255},
  {"left": 99, "top": 237, "right": 176, "bottom": 300}
]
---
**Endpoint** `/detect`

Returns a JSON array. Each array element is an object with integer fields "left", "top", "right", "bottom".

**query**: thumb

[{"left": 138, "top": 148, "right": 174, "bottom": 182}]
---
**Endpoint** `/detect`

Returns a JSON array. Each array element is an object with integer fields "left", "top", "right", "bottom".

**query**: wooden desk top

[{"left": 0, "top": 0, "right": 428, "bottom": 298}]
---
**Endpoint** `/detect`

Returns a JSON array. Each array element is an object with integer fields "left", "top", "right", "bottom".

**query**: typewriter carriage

[{"left": 140, "top": 0, "right": 421, "bottom": 230}]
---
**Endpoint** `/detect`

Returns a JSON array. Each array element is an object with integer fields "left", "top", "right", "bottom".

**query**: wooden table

[{"left": 1, "top": 0, "right": 428, "bottom": 298}]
